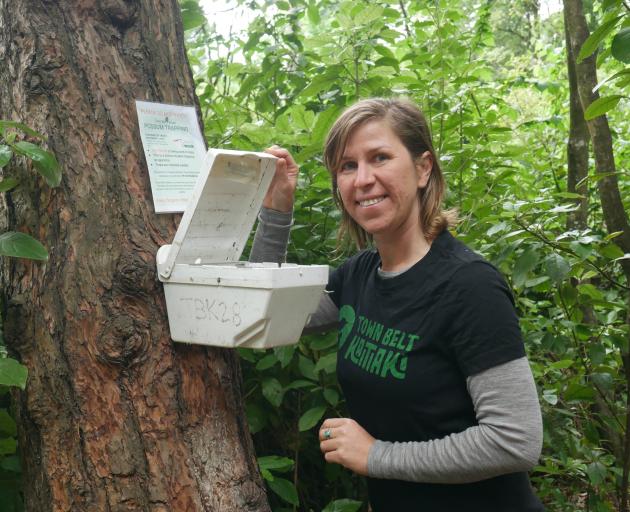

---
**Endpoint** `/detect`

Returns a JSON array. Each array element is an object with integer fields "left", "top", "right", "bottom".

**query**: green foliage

[
  {"left": 577, "top": 14, "right": 623, "bottom": 62},
  {"left": 184, "top": 0, "right": 630, "bottom": 509},
  {"left": 0, "top": 233, "right": 48, "bottom": 261},
  {"left": 0, "top": 120, "right": 63, "bottom": 261},
  {"left": 0, "top": 360, "right": 27, "bottom": 390},
  {"left": 584, "top": 94, "right": 624, "bottom": 119},
  {"left": 0, "top": 121, "right": 62, "bottom": 510},
  {"left": 612, "top": 27, "right": 630, "bottom": 63}
]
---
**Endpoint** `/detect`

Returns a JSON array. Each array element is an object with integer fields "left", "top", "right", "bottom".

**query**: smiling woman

[{"left": 249, "top": 97, "right": 544, "bottom": 511}]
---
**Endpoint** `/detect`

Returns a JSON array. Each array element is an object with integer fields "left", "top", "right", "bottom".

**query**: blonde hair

[{"left": 323, "top": 97, "right": 457, "bottom": 250}]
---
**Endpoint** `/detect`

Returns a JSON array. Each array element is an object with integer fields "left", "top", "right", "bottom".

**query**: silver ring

[{"left": 323, "top": 428, "right": 332, "bottom": 440}]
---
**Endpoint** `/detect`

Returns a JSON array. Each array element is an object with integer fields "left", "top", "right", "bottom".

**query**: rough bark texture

[
  {"left": 563, "top": 0, "right": 630, "bottom": 261},
  {"left": 563, "top": 10, "right": 625, "bottom": 464},
  {"left": 563, "top": 6, "right": 589, "bottom": 231},
  {"left": 0, "top": 2, "right": 269, "bottom": 511},
  {"left": 563, "top": 1, "right": 630, "bottom": 509}
]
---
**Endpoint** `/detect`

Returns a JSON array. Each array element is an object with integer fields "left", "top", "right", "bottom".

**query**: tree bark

[
  {"left": 0, "top": 2, "right": 269, "bottom": 511},
  {"left": 563, "top": 1, "right": 630, "bottom": 510},
  {"left": 563, "top": 6, "right": 589, "bottom": 231},
  {"left": 563, "top": 0, "right": 630, "bottom": 262}
]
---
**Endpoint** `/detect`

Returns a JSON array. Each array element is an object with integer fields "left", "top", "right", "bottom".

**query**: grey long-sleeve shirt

[{"left": 249, "top": 207, "right": 543, "bottom": 484}]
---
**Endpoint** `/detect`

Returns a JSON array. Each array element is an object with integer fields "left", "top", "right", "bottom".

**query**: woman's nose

[{"left": 354, "top": 162, "right": 375, "bottom": 187}]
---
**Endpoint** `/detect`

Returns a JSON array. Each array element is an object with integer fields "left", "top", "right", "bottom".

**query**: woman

[{"left": 250, "top": 98, "right": 544, "bottom": 511}]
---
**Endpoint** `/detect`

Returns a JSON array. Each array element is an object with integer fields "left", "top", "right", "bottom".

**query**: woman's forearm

[{"left": 367, "top": 357, "right": 543, "bottom": 484}]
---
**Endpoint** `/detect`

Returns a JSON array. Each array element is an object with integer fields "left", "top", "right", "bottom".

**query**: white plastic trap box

[{"left": 156, "top": 149, "right": 328, "bottom": 349}]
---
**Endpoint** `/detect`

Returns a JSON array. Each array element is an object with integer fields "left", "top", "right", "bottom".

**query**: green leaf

[
  {"left": 592, "top": 372, "right": 614, "bottom": 390},
  {"left": 564, "top": 382, "right": 595, "bottom": 402},
  {"left": 549, "top": 359, "right": 574, "bottom": 370},
  {"left": 285, "top": 379, "right": 317, "bottom": 390},
  {"left": 298, "top": 405, "right": 326, "bottom": 431},
  {"left": 322, "top": 499, "right": 363, "bottom": 512},
  {"left": 0, "top": 437, "right": 17, "bottom": 456},
  {"left": 612, "top": 28, "right": 630, "bottom": 63},
  {"left": 0, "top": 232, "right": 48, "bottom": 260},
  {"left": 577, "top": 15, "right": 623, "bottom": 63},
  {"left": 259, "top": 468, "right": 273, "bottom": 481},
  {"left": 586, "top": 461, "right": 607, "bottom": 486},
  {"left": 374, "top": 57, "right": 400, "bottom": 72},
  {"left": 560, "top": 283, "right": 578, "bottom": 306},
  {"left": 0, "top": 178, "right": 18, "bottom": 192},
  {"left": 267, "top": 477, "right": 299, "bottom": 506},
  {"left": 273, "top": 345, "right": 295, "bottom": 368},
  {"left": 0, "top": 358, "right": 27, "bottom": 390},
  {"left": 512, "top": 247, "right": 539, "bottom": 288},
  {"left": 314, "top": 352, "right": 337, "bottom": 374},
  {"left": 309, "top": 335, "right": 337, "bottom": 351},
  {"left": 0, "top": 145, "right": 12, "bottom": 168},
  {"left": 312, "top": 106, "right": 343, "bottom": 145},
  {"left": 577, "top": 283, "right": 604, "bottom": 300},
  {"left": 255, "top": 353, "right": 278, "bottom": 371},
  {"left": 0, "top": 409, "right": 17, "bottom": 437},
  {"left": 246, "top": 403, "right": 266, "bottom": 434},
  {"left": 307, "top": 2, "right": 320, "bottom": 24},
  {"left": 0, "top": 121, "right": 44, "bottom": 139},
  {"left": 598, "top": 243, "right": 625, "bottom": 259},
  {"left": 180, "top": 1, "right": 206, "bottom": 30},
  {"left": 237, "top": 348, "right": 257, "bottom": 363},
  {"left": 12, "top": 141, "right": 61, "bottom": 186},
  {"left": 584, "top": 95, "right": 623, "bottom": 120},
  {"left": 298, "top": 355, "right": 317, "bottom": 381},
  {"left": 258, "top": 455, "right": 294, "bottom": 473},
  {"left": 542, "top": 389, "right": 558, "bottom": 406},
  {"left": 602, "top": 0, "right": 621, "bottom": 10},
  {"left": 324, "top": 388, "right": 339, "bottom": 406},
  {"left": 262, "top": 377, "right": 284, "bottom": 407},
  {"left": 545, "top": 254, "right": 570, "bottom": 284},
  {"left": 1, "top": 455, "right": 21, "bottom": 473}
]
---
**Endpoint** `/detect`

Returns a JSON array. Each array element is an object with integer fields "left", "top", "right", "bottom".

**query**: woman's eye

[
  {"left": 374, "top": 154, "right": 389, "bottom": 163},
  {"left": 340, "top": 161, "right": 357, "bottom": 172}
]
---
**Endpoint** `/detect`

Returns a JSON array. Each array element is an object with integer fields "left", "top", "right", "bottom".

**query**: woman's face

[{"left": 335, "top": 119, "right": 432, "bottom": 242}]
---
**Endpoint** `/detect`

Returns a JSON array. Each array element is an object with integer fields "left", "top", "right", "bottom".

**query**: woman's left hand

[{"left": 319, "top": 418, "right": 376, "bottom": 476}]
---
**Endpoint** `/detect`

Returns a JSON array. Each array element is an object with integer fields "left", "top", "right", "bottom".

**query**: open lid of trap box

[
  {"left": 157, "top": 149, "right": 276, "bottom": 277},
  {"left": 156, "top": 149, "right": 328, "bottom": 349}
]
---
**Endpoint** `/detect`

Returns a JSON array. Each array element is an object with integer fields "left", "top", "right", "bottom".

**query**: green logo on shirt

[
  {"left": 338, "top": 305, "right": 355, "bottom": 349},
  {"left": 338, "top": 306, "right": 419, "bottom": 380}
]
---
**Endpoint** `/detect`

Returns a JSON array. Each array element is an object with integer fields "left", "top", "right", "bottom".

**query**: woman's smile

[{"left": 357, "top": 196, "right": 387, "bottom": 207}]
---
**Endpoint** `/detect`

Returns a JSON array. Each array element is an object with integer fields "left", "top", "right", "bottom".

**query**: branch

[
  {"left": 556, "top": 288, "right": 625, "bottom": 434},
  {"left": 512, "top": 217, "right": 630, "bottom": 291},
  {"left": 398, "top": 0, "right": 412, "bottom": 38}
]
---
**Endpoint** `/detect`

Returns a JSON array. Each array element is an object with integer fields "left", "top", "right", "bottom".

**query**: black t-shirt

[{"left": 327, "top": 230, "right": 543, "bottom": 511}]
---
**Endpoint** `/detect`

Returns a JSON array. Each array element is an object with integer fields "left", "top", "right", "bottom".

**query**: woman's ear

[{"left": 415, "top": 151, "right": 433, "bottom": 189}]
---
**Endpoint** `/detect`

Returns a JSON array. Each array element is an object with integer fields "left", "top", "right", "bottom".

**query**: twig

[
  {"left": 513, "top": 217, "right": 630, "bottom": 291},
  {"left": 557, "top": 290, "right": 625, "bottom": 433},
  {"left": 398, "top": 0, "right": 412, "bottom": 38}
]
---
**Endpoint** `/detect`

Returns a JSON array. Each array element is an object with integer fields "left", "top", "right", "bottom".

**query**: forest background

[{"left": 1, "top": 0, "right": 630, "bottom": 510}]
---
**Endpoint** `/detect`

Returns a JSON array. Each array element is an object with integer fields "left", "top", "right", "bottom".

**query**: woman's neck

[{"left": 374, "top": 226, "right": 432, "bottom": 272}]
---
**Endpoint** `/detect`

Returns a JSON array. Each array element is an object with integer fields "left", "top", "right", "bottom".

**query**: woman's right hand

[{"left": 263, "top": 145, "right": 299, "bottom": 213}]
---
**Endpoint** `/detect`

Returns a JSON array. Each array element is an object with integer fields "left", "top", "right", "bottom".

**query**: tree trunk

[
  {"left": 563, "top": 0, "right": 630, "bottom": 261},
  {"left": 563, "top": 6, "right": 589, "bottom": 231},
  {"left": 0, "top": 2, "right": 269, "bottom": 511},
  {"left": 563, "top": 1, "right": 630, "bottom": 509}
]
